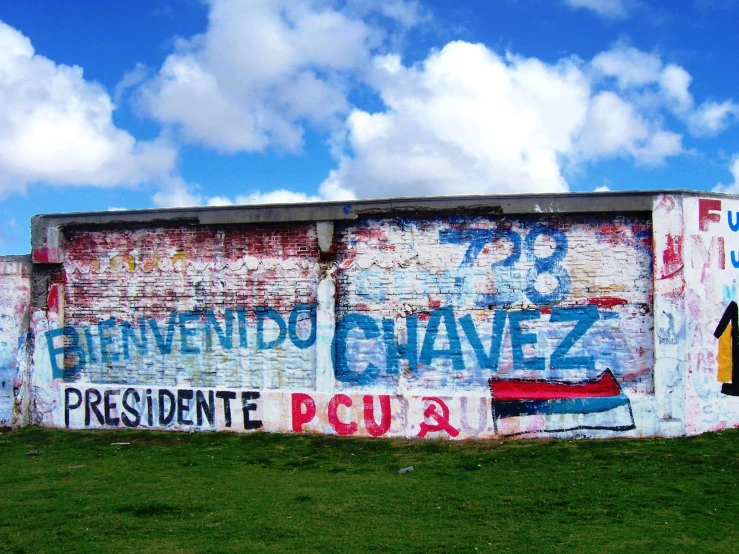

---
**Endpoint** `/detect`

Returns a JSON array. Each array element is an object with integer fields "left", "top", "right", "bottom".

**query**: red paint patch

[
  {"left": 428, "top": 299, "right": 442, "bottom": 309},
  {"left": 352, "top": 227, "right": 389, "bottom": 241},
  {"left": 33, "top": 247, "right": 63, "bottom": 264},
  {"left": 661, "top": 234, "right": 683, "bottom": 279},
  {"left": 539, "top": 307, "right": 552, "bottom": 314},
  {"left": 588, "top": 297, "right": 628, "bottom": 309},
  {"left": 47, "top": 284, "right": 62, "bottom": 313}
]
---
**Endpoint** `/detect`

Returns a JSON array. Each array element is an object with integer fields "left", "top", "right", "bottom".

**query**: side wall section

[
  {"left": 0, "top": 257, "right": 30, "bottom": 427},
  {"left": 683, "top": 196, "right": 739, "bottom": 433}
]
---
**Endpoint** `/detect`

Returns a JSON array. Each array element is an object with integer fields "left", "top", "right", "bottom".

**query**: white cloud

[
  {"left": 594, "top": 185, "right": 611, "bottom": 192},
  {"left": 592, "top": 44, "right": 662, "bottom": 89},
  {"left": 346, "top": 0, "right": 431, "bottom": 28},
  {"left": 136, "top": 0, "right": 422, "bottom": 154},
  {"left": 114, "top": 62, "right": 148, "bottom": 103},
  {"left": 713, "top": 156, "right": 739, "bottom": 194},
  {"left": 590, "top": 43, "right": 738, "bottom": 139},
  {"left": 657, "top": 63, "right": 737, "bottom": 136},
  {"left": 688, "top": 100, "right": 738, "bottom": 136},
  {"left": 151, "top": 177, "right": 203, "bottom": 208},
  {"left": 319, "top": 41, "right": 688, "bottom": 200},
  {"left": 0, "top": 21, "right": 177, "bottom": 200},
  {"left": 659, "top": 64, "right": 693, "bottom": 113},
  {"left": 4, "top": 1, "right": 730, "bottom": 210},
  {"left": 577, "top": 91, "right": 682, "bottom": 164},
  {"left": 129, "top": 3, "right": 736, "bottom": 205},
  {"left": 321, "top": 43, "right": 591, "bottom": 198},
  {"left": 235, "top": 190, "right": 322, "bottom": 204},
  {"left": 194, "top": 189, "right": 324, "bottom": 208},
  {"left": 205, "top": 190, "right": 340, "bottom": 208},
  {"left": 563, "top": 0, "right": 631, "bottom": 20},
  {"left": 205, "top": 195, "right": 233, "bottom": 207}
]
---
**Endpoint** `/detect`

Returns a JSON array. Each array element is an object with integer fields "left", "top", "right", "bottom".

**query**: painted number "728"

[{"left": 439, "top": 225, "right": 571, "bottom": 306}]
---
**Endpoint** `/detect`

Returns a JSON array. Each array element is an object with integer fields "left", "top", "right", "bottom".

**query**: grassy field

[{"left": 0, "top": 427, "right": 737, "bottom": 553}]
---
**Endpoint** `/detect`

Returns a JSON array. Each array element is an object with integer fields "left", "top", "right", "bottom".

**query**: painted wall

[
  {"left": 49, "top": 225, "right": 321, "bottom": 390},
  {"left": 6, "top": 193, "right": 739, "bottom": 439},
  {"left": 0, "top": 258, "right": 30, "bottom": 427},
  {"left": 683, "top": 196, "right": 739, "bottom": 433}
]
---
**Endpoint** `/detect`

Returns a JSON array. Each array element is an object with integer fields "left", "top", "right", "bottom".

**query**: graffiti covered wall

[
  {"left": 683, "top": 196, "right": 739, "bottom": 433},
  {"left": 5, "top": 192, "right": 738, "bottom": 439},
  {"left": 332, "top": 215, "right": 653, "bottom": 436},
  {"left": 49, "top": 224, "right": 321, "bottom": 390},
  {"left": 0, "top": 257, "right": 30, "bottom": 427},
  {"left": 24, "top": 210, "right": 661, "bottom": 439}
]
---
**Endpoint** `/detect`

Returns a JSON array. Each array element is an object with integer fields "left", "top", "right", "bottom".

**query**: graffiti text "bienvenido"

[{"left": 46, "top": 305, "right": 316, "bottom": 377}]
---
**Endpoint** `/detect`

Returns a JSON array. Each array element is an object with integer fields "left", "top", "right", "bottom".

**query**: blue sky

[{"left": 1, "top": 0, "right": 738, "bottom": 254}]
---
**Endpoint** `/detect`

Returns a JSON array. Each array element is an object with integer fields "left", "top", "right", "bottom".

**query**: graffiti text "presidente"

[{"left": 64, "top": 386, "right": 263, "bottom": 430}]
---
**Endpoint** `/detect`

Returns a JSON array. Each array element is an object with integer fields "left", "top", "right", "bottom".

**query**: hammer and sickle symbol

[{"left": 417, "top": 396, "right": 460, "bottom": 438}]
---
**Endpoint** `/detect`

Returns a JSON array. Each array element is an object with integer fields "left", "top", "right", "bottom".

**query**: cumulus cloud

[
  {"left": 0, "top": 21, "right": 177, "bottom": 200},
  {"left": 319, "top": 41, "right": 690, "bottom": 200},
  {"left": 235, "top": 190, "right": 322, "bottom": 204},
  {"left": 7, "top": 0, "right": 727, "bottom": 209},
  {"left": 591, "top": 42, "right": 738, "bottom": 137},
  {"left": 114, "top": 62, "right": 148, "bottom": 103},
  {"left": 150, "top": 177, "right": 203, "bottom": 208},
  {"left": 687, "top": 100, "right": 738, "bottom": 136},
  {"left": 135, "top": 0, "right": 422, "bottom": 155},
  {"left": 563, "top": 0, "right": 632, "bottom": 19},
  {"left": 577, "top": 91, "right": 682, "bottom": 165},
  {"left": 128, "top": 2, "right": 738, "bottom": 205},
  {"left": 200, "top": 189, "right": 324, "bottom": 208},
  {"left": 659, "top": 64, "right": 693, "bottom": 113},
  {"left": 155, "top": 188, "right": 324, "bottom": 209},
  {"left": 713, "top": 156, "right": 739, "bottom": 194},
  {"left": 591, "top": 45, "right": 662, "bottom": 89}
]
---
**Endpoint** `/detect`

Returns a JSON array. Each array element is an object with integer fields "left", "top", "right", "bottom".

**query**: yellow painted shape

[
  {"left": 718, "top": 323, "right": 732, "bottom": 383},
  {"left": 171, "top": 251, "right": 187, "bottom": 264}
]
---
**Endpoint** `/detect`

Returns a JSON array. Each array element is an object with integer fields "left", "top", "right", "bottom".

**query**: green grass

[{"left": 0, "top": 427, "right": 738, "bottom": 553}]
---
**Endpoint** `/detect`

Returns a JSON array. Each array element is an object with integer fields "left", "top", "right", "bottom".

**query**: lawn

[{"left": 0, "top": 427, "right": 737, "bottom": 553}]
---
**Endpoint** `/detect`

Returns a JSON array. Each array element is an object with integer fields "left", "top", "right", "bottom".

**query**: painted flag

[{"left": 490, "top": 369, "right": 635, "bottom": 436}]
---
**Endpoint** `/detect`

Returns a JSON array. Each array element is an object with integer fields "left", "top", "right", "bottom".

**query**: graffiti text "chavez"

[{"left": 334, "top": 305, "right": 600, "bottom": 384}]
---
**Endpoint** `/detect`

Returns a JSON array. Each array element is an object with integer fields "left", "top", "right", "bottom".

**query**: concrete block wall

[{"left": 4, "top": 192, "right": 739, "bottom": 439}]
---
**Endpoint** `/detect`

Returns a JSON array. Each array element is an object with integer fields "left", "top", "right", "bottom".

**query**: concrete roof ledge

[{"left": 29, "top": 190, "right": 736, "bottom": 263}]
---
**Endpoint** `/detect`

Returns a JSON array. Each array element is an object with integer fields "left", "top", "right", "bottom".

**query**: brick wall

[
  {"left": 333, "top": 214, "right": 653, "bottom": 395},
  {"left": 53, "top": 224, "right": 320, "bottom": 390}
]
